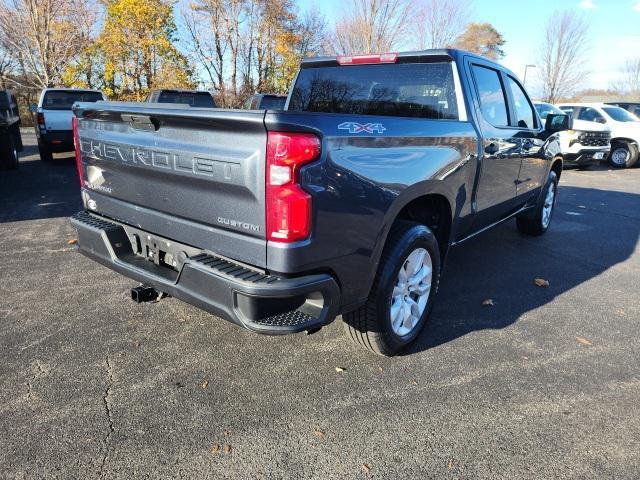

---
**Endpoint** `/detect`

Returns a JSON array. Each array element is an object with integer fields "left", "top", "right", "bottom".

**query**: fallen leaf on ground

[
  {"left": 576, "top": 336, "right": 592, "bottom": 346},
  {"left": 210, "top": 444, "right": 220, "bottom": 454},
  {"left": 448, "top": 458, "right": 454, "bottom": 469},
  {"left": 201, "top": 380, "right": 209, "bottom": 389},
  {"left": 67, "top": 239, "right": 77, "bottom": 245},
  {"left": 534, "top": 278, "right": 550, "bottom": 287},
  {"left": 313, "top": 428, "right": 325, "bottom": 438},
  {"left": 411, "top": 380, "right": 418, "bottom": 386},
  {"left": 223, "top": 429, "right": 232, "bottom": 436},
  {"left": 361, "top": 464, "right": 371, "bottom": 474},
  {"left": 223, "top": 445, "right": 232, "bottom": 454},
  {"left": 378, "top": 366, "right": 384, "bottom": 373},
  {"left": 481, "top": 298, "right": 494, "bottom": 306},
  {"left": 335, "top": 367, "right": 345, "bottom": 373}
]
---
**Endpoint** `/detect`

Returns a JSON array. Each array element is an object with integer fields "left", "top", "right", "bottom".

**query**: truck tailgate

[{"left": 74, "top": 102, "right": 267, "bottom": 267}]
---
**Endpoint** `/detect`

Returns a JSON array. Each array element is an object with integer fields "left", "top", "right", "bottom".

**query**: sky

[{"left": 297, "top": 0, "right": 640, "bottom": 96}]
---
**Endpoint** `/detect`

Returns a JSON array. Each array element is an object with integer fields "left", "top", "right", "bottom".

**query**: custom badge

[{"left": 338, "top": 122, "right": 386, "bottom": 134}]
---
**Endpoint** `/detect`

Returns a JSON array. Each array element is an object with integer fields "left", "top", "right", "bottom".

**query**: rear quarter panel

[{"left": 266, "top": 111, "right": 479, "bottom": 310}]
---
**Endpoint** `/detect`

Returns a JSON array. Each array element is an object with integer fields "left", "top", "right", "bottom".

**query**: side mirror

[
  {"left": 29, "top": 104, "right": 37, "bottom": 113},
  {"left": 545, "top": 113, "right": 573, "bottom": 132}
]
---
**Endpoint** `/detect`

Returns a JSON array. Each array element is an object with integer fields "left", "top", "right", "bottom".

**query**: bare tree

[
  {"left": 0, "top": 44, "right": 16, "bottom": 90},
  {"left": 330, "top": 0, "right": 412, "bottom": 55},
  {"left": 610, "top": 58, "right": 640, "bottom": 98},
  {"left": 0, "top": 0, "right": 97, "bottom": 88},
  {"left": 538, "top": 10, "right": 590, "bottom": 103},
  {"left": 412, "top": 0, "right": 471, "bottom": 50}
]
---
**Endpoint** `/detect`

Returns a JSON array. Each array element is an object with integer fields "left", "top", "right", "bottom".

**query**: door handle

[{"left": 484, "top": 143, "right": 499, "bottom": 155}]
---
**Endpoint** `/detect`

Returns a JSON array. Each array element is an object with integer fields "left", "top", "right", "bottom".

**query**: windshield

[
  {"left": 603, "top": 106, "right": 639, "bottom": 122},
  {"left": 289, "top": 62, "right": 459, "bottom": 120},
  {"left": 534, "top": 103, "right": 563, "bottom": 119},
  {"left": 42, "top": 91, "right": 103, "bottom": 110}
]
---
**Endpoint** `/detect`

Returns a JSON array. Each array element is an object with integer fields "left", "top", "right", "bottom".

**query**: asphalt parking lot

[{"left": 1, "top": 130, "right": 639, "bottom": 479}]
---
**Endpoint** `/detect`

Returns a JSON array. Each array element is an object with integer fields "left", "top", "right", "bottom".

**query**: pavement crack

[{"left": 99, "top": 357, "right": 115, "bottom": 478}]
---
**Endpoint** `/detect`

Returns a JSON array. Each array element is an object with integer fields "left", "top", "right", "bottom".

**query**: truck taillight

[
  {"left": 337, "top": 53, "right": 398, "bottom": 65},
  {"left": 72, "top": 116, "right": 84, "bottom": 187},
  {"left": 37, "top": 112, "right": 45, "bottom": 126},
  {"left": 266, "top": 131, "right": 320, "bottom": 242}
]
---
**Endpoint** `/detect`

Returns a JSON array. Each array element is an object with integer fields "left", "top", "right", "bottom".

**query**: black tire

[
  {"left": 516, "top": 170, "right": 558, "bottom": 236},
  {"left": 343, "top": 221, "right": 441, "bottom": 356},
  {"left": 38, "top": 140, "right": 53, "bottom": 162},
  {"left": 608, "top": 142, "right": 638, "bottom": 169},
  {"left": 0, "top": 130, "right": 19, "bottom": 170}
]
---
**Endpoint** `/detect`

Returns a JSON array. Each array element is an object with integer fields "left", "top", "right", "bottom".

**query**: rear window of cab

[
  {"left": 42, "top": 91, "right": 103, "bottom": 110},
  {"left": 288, "top": 62, "right": 460, "bottom": 120}
]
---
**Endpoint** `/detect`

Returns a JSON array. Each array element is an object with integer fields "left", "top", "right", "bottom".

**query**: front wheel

[
  {"left": 343, "top": 222, "right": 441, "bottom": 356},
  {"left": 609, "top": 142, "right": 638, "bottom": 169},
  {"left": 517, "top": 170, "right": 558, "bottom": 236}
]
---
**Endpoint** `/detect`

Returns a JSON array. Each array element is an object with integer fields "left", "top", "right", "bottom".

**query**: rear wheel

[
  {"left": 0, "top": 130, "right": 19, "bottom": 170},
  {"left": 516, "top": 170, "right": 558, "bottom": 236},
  {"left": 38, "top": 140, "right": 53, "bottom": 162},
  {"left": 343, "top": 222, "right": 440, "bottom": 356},
  {"left": 609, "top": 142, "right": 638, "bottom": 169}
]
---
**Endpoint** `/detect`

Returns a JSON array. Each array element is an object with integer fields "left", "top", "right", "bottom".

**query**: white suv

[
  {"left": 556, "top": 103, "right": 640, "bottom": 169},
  {"left": 534, "top": 102, "right": 610, "bottom": 169}
]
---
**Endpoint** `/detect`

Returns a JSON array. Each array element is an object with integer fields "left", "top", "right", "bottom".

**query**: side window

[
  {"left": 578, "top": 107, "right": 606, "bottom": 124},
  {"left": 471, "top": 65, "right": 509, "bottom": 127},
  {"left": 506, "top": 76, "right": 536, "bottom": 129},
  {"left": 559, "top": 106, "right": 575, "bottom": 115}
]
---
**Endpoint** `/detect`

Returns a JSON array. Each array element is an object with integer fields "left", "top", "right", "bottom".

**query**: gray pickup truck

[
  {"left": 0, "top": 91, "right": 23, "bottom": 170},
  {"left": 70, "top": 49, "right": 568, "bottom": 356}
]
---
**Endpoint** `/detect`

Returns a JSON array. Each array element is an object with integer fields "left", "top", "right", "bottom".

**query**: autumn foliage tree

[
  {"left": 454, "top": 22, "right": 505, "bottom": 59},
  {"left": 97, "top": 0, "right": 194, "bottom": 100},
  {"left": 184, "top": 0, "right": 325, "bottom": 107},
  {"left": 0, "top": 0, "right": 97, "bottom": 88}
]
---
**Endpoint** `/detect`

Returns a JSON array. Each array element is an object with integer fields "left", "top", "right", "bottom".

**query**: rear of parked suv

[{"left": 34, "top": 89, "right": 106, "bottom": 162}]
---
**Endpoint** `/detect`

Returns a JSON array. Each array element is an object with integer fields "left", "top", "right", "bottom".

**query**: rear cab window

[
  {"left": 288, "top": 62, "right": 461, "bottom": 120},
  {"left": 42, "top": 91, "right": 103, "bottom": 110},
  {"left": 157, "top": 91, "right": 216, "bottom": 108}
]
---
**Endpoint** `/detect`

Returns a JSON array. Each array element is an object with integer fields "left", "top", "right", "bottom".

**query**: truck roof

[
  {"left": 41, "top": 88, "right": 104, "bottom": 93},
  {"left": 300, "top": 48, "right": 519, "bottom": 80},
  {"left": 149, "top": 89, "right": 213, "bottom": 94}
]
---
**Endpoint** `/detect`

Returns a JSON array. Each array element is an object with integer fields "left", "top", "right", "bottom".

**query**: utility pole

[{"left": 523, "top": 64, "right": 536, "bottom": 87}]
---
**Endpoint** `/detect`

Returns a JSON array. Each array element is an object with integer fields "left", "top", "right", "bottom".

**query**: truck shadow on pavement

[
  {"left": 0, "top": 152, "right": 81, "bottom": 223},
  {"left": 405, "top": 185, "right": 640, "bottom": 355}
]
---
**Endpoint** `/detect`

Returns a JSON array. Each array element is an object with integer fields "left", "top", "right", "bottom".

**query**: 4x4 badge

[{"left": 338, "top": 122, "right": 387, "bottom": 134}]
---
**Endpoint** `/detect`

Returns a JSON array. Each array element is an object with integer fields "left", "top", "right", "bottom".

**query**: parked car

[
  {"left": 244, "top": 93, "right": 287, "bottom": 110},
  {"left": 145, "top": 89, "right": 216, "bottom": 107},
  {"left": 534, "top": 101, "right": 610, "bottom": 169},
  {"left": 606, "top": 102, "right": 640, "bottom": 118},
  {"left": 70, "top": 49, "right": 568, "bottom": 356},
  {"left": 33, "top": 88, "right": 106, "bottom": 162},
  {"left": 557, "top": 102, "right": 640, "bottom": 168},
  {"left": 0, "top": 90, "right": 23, "bottom": 170}
]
